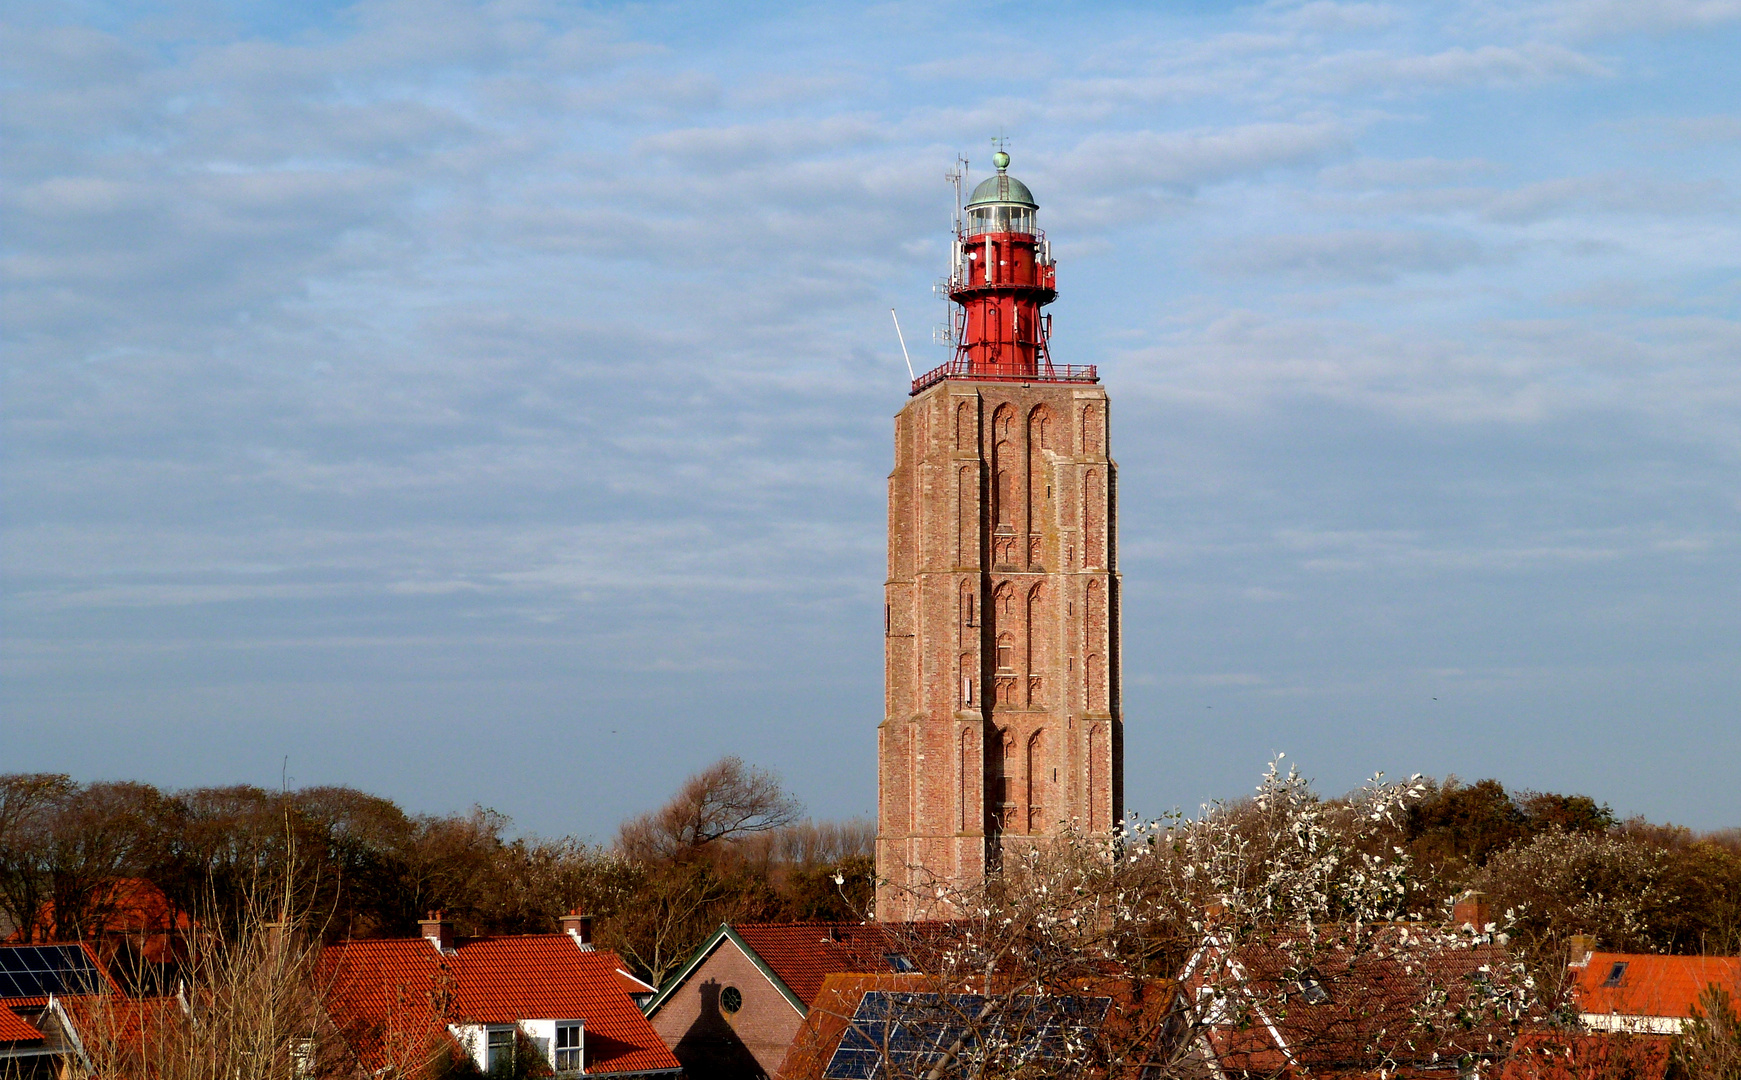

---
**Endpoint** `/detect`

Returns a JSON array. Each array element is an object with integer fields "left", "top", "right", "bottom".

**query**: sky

[{"left": 4, "top": 0, "right": 1739, "bottom": 839}]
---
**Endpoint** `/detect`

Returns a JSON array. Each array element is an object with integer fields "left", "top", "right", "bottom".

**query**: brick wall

[
  {"left": 876, "top": 379, "right": 1123, "bottom": 920},
  {"left": 647, "top": 939, "right": 805, "bottom": 1080}
]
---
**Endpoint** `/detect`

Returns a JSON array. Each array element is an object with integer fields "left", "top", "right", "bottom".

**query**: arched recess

[
  {"left": 958, "top": 579, "right": 975, "bottom": 646},
  {"left": 955, "top": 401, "right": 973, "bottom": 452},
  {"left": 1026, "top": 729, "right": 1046, "bottom": 834},
  {"left": 994, "top": 581, "right": 1016, "bottom": 622},
  {"left": 998, "top": 731, "right": 1017, "bottom": 830},
  {"left": 1088, "top": 724, "right": 1107, "bottom": 832},
  {"left": 1081, "top": 403, "right": 1100, "bottom": 456},
  {"left": 958, "top": 729, "right": 972, "bottom": 832},
  {"left": 992, "top": 403, "right": 1017, "bottom": 531},
  {"left": 1087, "top": 653, "right": 1106, "bottom": 713},
  {"left": 1026, "top": 405, "right": 1053, "bottom": 568},
  {"left": 1085, "top": 579, "right": 1107, "bottom": 711},
  {"left": 959, "top": 653, "right": 974, "bottom": 706},
  {"left": 1025, "top": 582, "right": 1045, "bottom": 706},
  {"left": 957, "top": 465, "right": 976, "bottom": 566},
  {"left": 1083, "top": 470, "right": 1105, "bottom": 568}
]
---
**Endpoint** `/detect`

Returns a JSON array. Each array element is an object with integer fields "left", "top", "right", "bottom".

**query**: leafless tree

[{"left": 616, "top": 756, "right": 801, "bottom": 864}]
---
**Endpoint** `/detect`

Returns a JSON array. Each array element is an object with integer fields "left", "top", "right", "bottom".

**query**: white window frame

[{"left": 553, "top": 1020, "right": 584, "bottom": 1073}]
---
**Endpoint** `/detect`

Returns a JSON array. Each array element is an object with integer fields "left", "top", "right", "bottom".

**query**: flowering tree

[{"left": 829, "top": 758, "right": 1549, "bottom": 1079}]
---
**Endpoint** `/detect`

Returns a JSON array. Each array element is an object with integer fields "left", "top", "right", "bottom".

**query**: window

[
  {"left": 1602, "top": 962, "right": 1628, "bottom": 988},
  {"left": 554, "top": 1023, "right": 582, "bottom": 1073},
  {"left": 486, "top": 1027, "right": 515, "bottom": 1076},
  {"left": 1298, "top": 976, "right": 1331, "bottom": 1006},
  {"left": 721, "top": 986, "right": 743, "bottom": 1014},
  {"left": 884, "top": 953, "right": 916, "bottom": 973}
]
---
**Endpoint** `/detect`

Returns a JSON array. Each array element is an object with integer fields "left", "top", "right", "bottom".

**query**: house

[
  {"left": 1500, "top": 1030, "right": 1674, "bottom": 1080},
  {"left": 774, "top": 972, "right": 1180, "bottom": 1080},
  {"left": 5, "top": 878, "right": 194, "bottom": 969},
  {"left": 643, "top": 922, "right": 928, "bottom": 1080},
  {"left": 1179, "top": 914, "right": 1522, "bottom": 1079},
  {"left": 1568, "top": 949, "right": 1741, "bottom": 1034},
  {"left": 320, "top": 912, "right": 677, "bottom": 1078},
  {"left": 0, "top": 941, "right": 121, "bottom": 1078}
]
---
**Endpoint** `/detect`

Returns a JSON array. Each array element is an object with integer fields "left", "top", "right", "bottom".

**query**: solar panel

[
  {"left": 0, "top": 946, "right": 105, "bottom": 999},
  {"left": 823, "top": 991, "right": 1110, "bottom": 1079}
]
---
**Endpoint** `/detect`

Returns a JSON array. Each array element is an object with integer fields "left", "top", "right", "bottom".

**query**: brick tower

[{"left": 877, "top": 153, "right": 1121, "bottom": 920}]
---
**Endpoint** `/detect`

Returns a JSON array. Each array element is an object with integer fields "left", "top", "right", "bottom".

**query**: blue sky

[{"left": 4, "top": 0, "right": 1739, "bottom": 838}]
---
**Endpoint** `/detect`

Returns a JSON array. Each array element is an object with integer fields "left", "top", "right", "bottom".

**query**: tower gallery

[{"left": 876, "top": 153, "right": 1123, "bottom": 920}]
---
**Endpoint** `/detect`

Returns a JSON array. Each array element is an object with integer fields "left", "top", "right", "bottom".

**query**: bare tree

[{"left": 616, "top": 756, "right": 801, "bottom": 864}]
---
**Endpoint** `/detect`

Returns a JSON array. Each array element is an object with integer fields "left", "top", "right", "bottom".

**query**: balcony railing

[{"left": 910, "top": 359, "right": 1098, "bottom": 396}]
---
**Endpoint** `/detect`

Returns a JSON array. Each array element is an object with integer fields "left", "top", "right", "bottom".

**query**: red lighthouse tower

[
  {"left": 879, "top": 153, "right": 1121, "bottom": 920},
  {"left": 911, "top": 150, "right": 1095, "bottom": 394}
]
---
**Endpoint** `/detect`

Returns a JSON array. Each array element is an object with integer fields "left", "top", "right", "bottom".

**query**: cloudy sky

[{"left": 5, "top": 0, "right": 1739, "bottom": 838}]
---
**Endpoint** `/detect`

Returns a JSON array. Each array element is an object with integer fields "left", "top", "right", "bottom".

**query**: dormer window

[
  {"left": 486, "top": 1027, "right": 515, "bottom": 1075},
  {"left": 554, "top": 1022, "right": 583, "bottom": 1073},
  {"left": 1297, "top": 975, "right": 1331, "bottom": 1006}
]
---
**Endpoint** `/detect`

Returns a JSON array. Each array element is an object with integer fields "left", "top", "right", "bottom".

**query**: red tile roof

[
  {"left": 1188, "top": 928, "right": 1520, "bottom": 1077},
  {"left": 57, "top": 994, "right": 188, "bottom": 1051},
  {"left": 0, "top": 1005, "right": 44, "bottom": 1043},
  {"left": 1501, "top": 1030, "right": 1673, "bottom": 1080},
  {"left": 732, "top": 922, "right": 936, "bottom": 1008},
  {"left": 775, "top": 972, "right": 933, "bottom": 1080},
  {"left": 320, "top": 935, "right": 679, "bottom": 1076},
  {"left": 774, "top": 971, "right": 1182, "bottom": 1080},
  {"left": 6, "top": 879, "right": 194, "bottom": 963},
  {"left": 1573, "top": 952, "right": 1741, "bottom": 1019}
]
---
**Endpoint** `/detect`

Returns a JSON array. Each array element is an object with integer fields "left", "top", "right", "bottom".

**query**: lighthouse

[{"left": 877, "top": 153, "right": 1123, "bottom": 921}]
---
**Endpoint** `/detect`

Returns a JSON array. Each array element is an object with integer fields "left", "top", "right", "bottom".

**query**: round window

[{"left": 720, "top": 986, "right": 743, "bottom": 1014}]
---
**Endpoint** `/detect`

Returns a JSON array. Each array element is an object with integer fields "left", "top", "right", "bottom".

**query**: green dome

[{"left": 965, "top": 170, "right": 1037, "bottom": 209}]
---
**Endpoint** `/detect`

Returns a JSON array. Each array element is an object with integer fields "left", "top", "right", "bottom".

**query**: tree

[
  {"left": 1674, "top": 985, "right": 1741, "bottom": 1080},
  {"left": 845, "top": 759, "right": 1546, "bottom": 1080},
  {"left": 616, "top": 756, "right": 801, "bottom": 864}
]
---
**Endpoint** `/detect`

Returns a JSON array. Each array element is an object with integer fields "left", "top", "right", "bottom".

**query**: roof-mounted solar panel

[{"left": 0, "top": 945, "right": 105, "bottom": 999}]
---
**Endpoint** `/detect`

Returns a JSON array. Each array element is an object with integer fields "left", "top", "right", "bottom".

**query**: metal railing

[{"left": 910, "top": 359, "right": 1098, "bottom": 396}]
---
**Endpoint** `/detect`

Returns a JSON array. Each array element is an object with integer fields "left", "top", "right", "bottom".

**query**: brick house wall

[{"left": 647, "top": 938, "right": 804, "bottom": 1080}]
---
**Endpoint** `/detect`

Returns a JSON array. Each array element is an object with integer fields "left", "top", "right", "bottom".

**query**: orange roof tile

[
  {"left": 0, "top": 1005, "right": 44, "bottom": 1043},
  {"left": 775, "top": 972, "right": 933, "bottom": 1080},
  {"left": 1501, "top": 1030, "right": 1673, "bottom": 1080},
  {"left": 320, "top": 935, "right": 678, "bottom": 1076},
  {"left": 57, "top": 994, "right": 188, "bottom": 1050},
  {"left": 6, "top": 880, "right": 194, "bottom": 964},
  {"left": 732, "top": 922, "right": 932, "bottom": 1007},
  {"left": 1573, "top": 952, "right": 1741, "bottom": 1019}
]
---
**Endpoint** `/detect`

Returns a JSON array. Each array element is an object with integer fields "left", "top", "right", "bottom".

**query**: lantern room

[{"left": 912, "top": 151, "right": 1096, "bottom": 394}]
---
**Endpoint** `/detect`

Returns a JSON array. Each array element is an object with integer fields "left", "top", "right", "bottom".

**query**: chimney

[
  {"left": 1452, "top": 891, "right": 1492, "bottom": 932},
  {"left": 561, "top": 911, "right": 593, "bottom": 949},
  {"left": 1566, "top": 934, "right": 1596, "bottom": 966},
  {"left": 420, "top": 911, "right": 453, "bottom": 952},
  {"left": 263, "top": 920, "right": 303, "bottom": 959}
]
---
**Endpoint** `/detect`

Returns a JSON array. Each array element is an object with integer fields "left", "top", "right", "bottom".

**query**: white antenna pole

[{"left": 890, "top": 308, "right": 916, "bottom": 381}]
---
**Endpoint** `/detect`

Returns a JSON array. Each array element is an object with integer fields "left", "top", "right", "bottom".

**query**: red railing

[{"left": 910, "top": 359, "right": 1098, "bottom": 396}]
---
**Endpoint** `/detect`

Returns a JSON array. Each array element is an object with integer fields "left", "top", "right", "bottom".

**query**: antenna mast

[
  {"left": 890, "top": 309, "right": 915, "bottom": 381},
  {"left": 946, "top": 155, "right": 968, "bottom": 235}
]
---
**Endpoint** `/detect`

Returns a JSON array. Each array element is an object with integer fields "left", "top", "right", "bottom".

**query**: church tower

[{"left": 877, "top": 153, "right": 1122, "bottom": 920}]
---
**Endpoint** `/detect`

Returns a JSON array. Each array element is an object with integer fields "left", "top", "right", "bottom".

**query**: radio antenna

[{"left": 890, "top": 308, "right": 916, "bottom": 381}]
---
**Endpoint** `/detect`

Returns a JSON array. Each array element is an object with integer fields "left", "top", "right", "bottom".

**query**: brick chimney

[
  {"left": 561, "top": 911, "right": 593, "bottom": 950},
  {"left": 1567, "top": 934, "right": 1596, "bottom": 966},
  {"left": 263, "top": 920, "right": 303, "bottom": 958},
  {"left": 1452, "top": 891, "right": 1492, "bottom": 931},
  {"left": 420, "top": 910, "right": 453, "bottom": 952}
]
